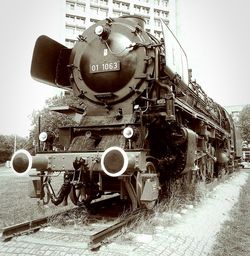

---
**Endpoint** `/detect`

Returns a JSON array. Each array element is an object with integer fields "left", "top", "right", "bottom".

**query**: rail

[
  {"left": 1, "top": 207, "right": 81, "bottom": 241},
  {"left": 2, "top": 200, "right": 145, "bottom": 251},
  {"left": 89, "top": 208, "right": 145, "bottom": 249},
  {"left": 2, "top": 217, "right": 48, "bottom": 241}
]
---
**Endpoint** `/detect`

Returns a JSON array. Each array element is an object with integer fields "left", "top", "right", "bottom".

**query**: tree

[
  {"left": 27, "top": 92, "right": 82, "bottom": 153},
  {"left": 0, "top": 135, "right": 27, "bottom": 163},
  {"left": 238, "top": 104, "right": 250, "bottom": 144}
]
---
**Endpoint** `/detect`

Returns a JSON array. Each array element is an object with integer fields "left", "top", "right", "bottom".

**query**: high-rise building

[
  {"left": 225, "top": 105, "right": 246, "bottom": 123},
  {"left": 65, "top": 0, "right": 172, "bottom": 48}
]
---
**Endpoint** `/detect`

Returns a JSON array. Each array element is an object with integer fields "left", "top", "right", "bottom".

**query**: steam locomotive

[{"left": 11, "top": 15, "right": 242, "bottom": 209}]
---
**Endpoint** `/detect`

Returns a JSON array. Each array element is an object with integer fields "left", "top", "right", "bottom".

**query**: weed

[
  {"left": 48, "top": 207, "right": 89, "bottom": 228},
  {"left": 211, "top": 174, "right": 250, "bottom": 256},
  {"left": 114, "top": 176, "right": 209, "bottom": 242},
  {"left": 0, "top": 168, "right": 73, "bottom": 229}
]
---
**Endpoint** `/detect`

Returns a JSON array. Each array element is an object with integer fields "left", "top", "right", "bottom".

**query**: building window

[
  {"left": 100, "top": 0, "right": 108, "bottom": 6},
  {"left": 66, "top": 14, "right": 75, "bottom": 24},
  {"left": 162, "top": 0, "right": 169, "bottom": 7},
  {"left": 90, "top": 6, "right": 99, "bottom": 14},
  {"left": 121, "top": 2, "right": 129, "bottom": 10},
  {"left": 66, "top": 1, "right": 75, "bottom": 10},
  {"left": 66, "top": 25, "right": 75, "bottom": 37},
  {"left": 145, "top": 18, "right": 149, "bottom": 25},
  {"left": 76, "top": 16, "right": 85, "bottom": 26},
  {"left": 162, "top": 11, "right": 168, "bottom": 18},
  {"left": 99, "top": 8, "right": 108, "bottom": 16},
  {"left": 154, "top": 30, "right": 162, "bottom": 39},
  {"left": 113, "top": 1, "right": 129, "bottom": 10},
  {"left": 113, "top": 1, "right": 120, "bottom": 9},
  {"left": 154, "top": 9, "right": 160, "bottom": 16},
  {"left": 65, "top": 39, "right": 75, "bottom": 48},
  {"left": 90, "top": 18, "right": 99, "bottom": 25},
  {"left": 76, "top": 27, "right": 84, "bottom": 35},
  {"left": 134, "top": 5, "right": 149, "bottom": 15},
  {"left": 154, "top": 9, "right": 168, "bottom": 19},
  {"left": 90, "top": 6, "right": 108, "bottom": 17},
  {"left": 76, "top": 3, "right": 85, "bottom": 12},
  {"left": 113, "top": 11, "right": 120, "bottom": 17},
  {"left": 154, "top": 19, "right": 161, "bottom": 28},
  {"left": 121, "top": 11, "right": 130, "bottom": 16},
  {"left": 134, "top": 5, "right": 140, "bottom": 13}
]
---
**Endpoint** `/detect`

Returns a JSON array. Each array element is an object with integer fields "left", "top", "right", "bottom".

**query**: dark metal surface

[{"left": 31, "top": 35, "right": 71, "bottom": 88}]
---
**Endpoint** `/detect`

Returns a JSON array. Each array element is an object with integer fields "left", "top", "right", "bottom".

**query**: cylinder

[
  {"left": 216, "top": 149, "right": 229, "bottom": 164},
  {"left": 11, "top": 149, "right": 48, "bottom": 175}
]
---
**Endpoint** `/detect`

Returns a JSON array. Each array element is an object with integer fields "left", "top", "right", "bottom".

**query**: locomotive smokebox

[
  {"left": 11, "top": 149, "right": 48, "bottom": 175},
  {"left": 101, "top": 147, "right": 135, "bottom": 177}
]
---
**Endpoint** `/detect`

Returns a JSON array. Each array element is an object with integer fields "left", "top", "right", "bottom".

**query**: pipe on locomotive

[{"left": 10, "top": 149, "right": 48, "bottom": 175}]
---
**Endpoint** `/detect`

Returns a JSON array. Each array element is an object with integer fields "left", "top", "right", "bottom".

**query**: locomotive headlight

[
  {"left": 39, "top": 132, "right": 48, "bottom": 142},
  {"left": 94, "top": 25, "right": 110, "bottom": 40},
  {"left": 95, "top": 25, "right": 104, "bottom": 36},
  {"left": 123, "top": 127, "right": 134, "bottom": 139}
]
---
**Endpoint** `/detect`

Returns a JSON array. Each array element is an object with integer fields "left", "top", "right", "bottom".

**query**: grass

[
  {"left": 0, "top": 167, "right": 73, "bottom": 229},
  {"left": 211, "top": 172, "right": 250, "bottom": 256},
  {"left": 48, "top": 207, "right": 89, "bottom": 229},
  {"left": 0, "top": 166, "right": 231, "bottom": 234},
  {"left": 3, "top": 165, "right": 247, "bottom": 254},
  {"left": 113, "top": 173, "right": 247, "bottom": 247},
  {"left": 115, "top": 176, "right": 209, "bottom": 243}
]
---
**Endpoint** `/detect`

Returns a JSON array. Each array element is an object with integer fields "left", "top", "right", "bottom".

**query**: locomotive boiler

[{"left": 11, "top": 15, "right": 242, "bottom": 209}]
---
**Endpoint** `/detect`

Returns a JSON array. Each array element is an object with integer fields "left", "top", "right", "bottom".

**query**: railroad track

[
  {"left": 2, "top": 173, "right": 236, "bottom": 250},
  {"left": 1, "top": 195, "right": 145, "bottom": 249},
  {"left": 89, "top": 209, "right": 144, "bottom": 249}
]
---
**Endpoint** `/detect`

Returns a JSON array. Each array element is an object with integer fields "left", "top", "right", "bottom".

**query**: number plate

[{"left": 90, "top": 61, "right": 120, "bottom": 73}]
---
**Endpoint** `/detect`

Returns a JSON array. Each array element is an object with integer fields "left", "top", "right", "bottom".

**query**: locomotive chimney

[{"left": 121, "top": 15, "right": 145, "bottom": 29}]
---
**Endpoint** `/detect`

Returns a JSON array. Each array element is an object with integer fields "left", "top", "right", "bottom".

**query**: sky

[
  {"left": 178, "top": 0, "right": 250, "bottom": 108},
  {"left": 0, "top": 0, "right": 249, "bottom": 137},
  {"left": 0, "top": 1, "right": 64, "bottom": 137}
]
